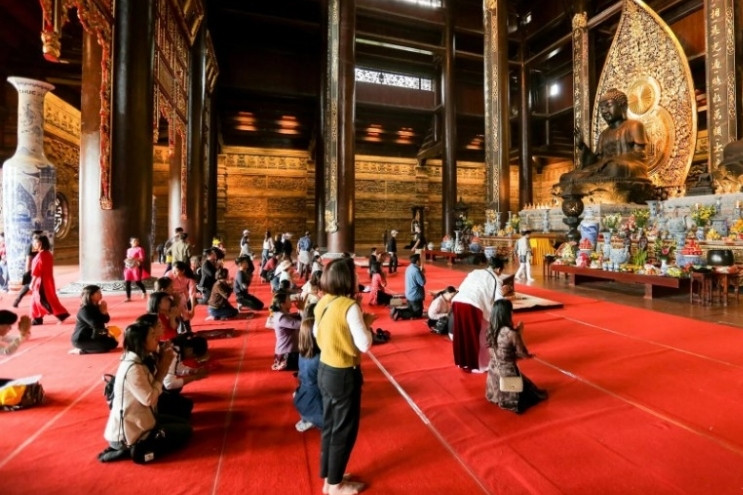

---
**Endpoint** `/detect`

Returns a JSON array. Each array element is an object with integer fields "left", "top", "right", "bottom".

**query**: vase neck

[{"left": 8, "top": 77, "right": 54, "bottom": 159}]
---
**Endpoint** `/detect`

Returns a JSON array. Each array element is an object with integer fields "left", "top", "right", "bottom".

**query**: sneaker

[{"left": 295, "top": 419, "right": 314, "bottom": 432}]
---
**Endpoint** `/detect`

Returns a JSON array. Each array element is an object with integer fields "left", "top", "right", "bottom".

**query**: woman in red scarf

[{"left": 30, "top": 235, "right": 69, "bottom": 325}]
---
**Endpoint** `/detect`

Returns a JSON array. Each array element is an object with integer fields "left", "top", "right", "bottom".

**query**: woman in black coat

[{"left": 71, "top": 285, "right": 118, "bottom": 354}]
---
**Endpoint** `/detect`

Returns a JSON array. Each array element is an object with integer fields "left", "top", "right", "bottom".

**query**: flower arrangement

[
  {"left": 471, "top": 224, "right": 483, "bottom": 236},
  {"left": 657, "top": 244, "right": 674, "bottom": 262},
  {"left": 729, "top": 218, "right": 743, "bottom": 235},
  {"left": 632, "top": 209, "right": 650, "bottom": 229},
  {"left": 509, "top": 215, "right": 520, "bottom": 231},
  {"left": 690, "top": 204, "right": 716, "bottom": 227},
  {"left": 601, "top": 213, "right": 622, "bottom": 231}
]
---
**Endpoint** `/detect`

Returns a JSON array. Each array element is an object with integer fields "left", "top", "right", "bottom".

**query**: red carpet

[{"left": 2, "top": 262, "right": 743, "bottom": 493}]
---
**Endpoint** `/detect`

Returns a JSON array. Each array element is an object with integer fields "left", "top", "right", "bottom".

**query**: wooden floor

[{"left": 443, "top": 259, "right": 743, "bottom": 330}]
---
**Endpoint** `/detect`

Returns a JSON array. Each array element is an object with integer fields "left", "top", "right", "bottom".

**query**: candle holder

[{"left": 715, "top": 197, "right": 723, "bottom": 214}]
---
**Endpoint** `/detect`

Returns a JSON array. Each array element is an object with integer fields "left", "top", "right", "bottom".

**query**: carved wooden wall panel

[
  {"left": 41, "top": 94, "right": 81, "bottom": 264},
  {"left": 152, "top": 145, "right": 170, "bottom": 247},
  {"left": 219, "top": 147, "right": 313, "bottom": 253}
]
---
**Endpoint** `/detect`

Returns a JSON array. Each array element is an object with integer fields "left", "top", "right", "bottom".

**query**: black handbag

[{"left": 130, "top": 428, "right": 166, "bottom": 464}]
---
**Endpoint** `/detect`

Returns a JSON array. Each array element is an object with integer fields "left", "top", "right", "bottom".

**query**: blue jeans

[{"left": 208, "top": 305, "right": 238, "bottom": 320}]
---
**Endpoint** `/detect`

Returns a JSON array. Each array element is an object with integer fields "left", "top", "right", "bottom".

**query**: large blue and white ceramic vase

[{"left": 2, "top": 77, "right": 56, "bottom": 289}]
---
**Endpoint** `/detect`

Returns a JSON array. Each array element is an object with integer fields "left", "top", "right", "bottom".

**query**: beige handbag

[{"left": 499, "top": 375, "right": 524, "bottom": 393}]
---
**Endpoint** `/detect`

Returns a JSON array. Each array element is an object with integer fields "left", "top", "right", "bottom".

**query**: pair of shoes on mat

[{"left": 295, "top": 419, "right": 314, "bottom": 432}]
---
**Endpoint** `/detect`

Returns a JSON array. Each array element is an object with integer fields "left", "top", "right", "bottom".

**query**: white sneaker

[
  {"left": 295, "top": 419, "right": 314, "bottom": 432},
  {"left": 527, "top": 278, "right": 535, "bottom": 282}
]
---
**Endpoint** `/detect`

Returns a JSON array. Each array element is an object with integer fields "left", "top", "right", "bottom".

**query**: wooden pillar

[
  {"left": 572, "top": 9, "right": 590, "bottom": 169},
  {"left": 81, "top": 0, "right": 154, "bottom": 281},
  {"left": 442, "top": 4, "right": 457, "bottom": 237},
  {"left": 315, "top": 0, "right": 328, "bottom": 249},
  {"left": 705, "top": 0, "right": 738, "bottom": 169},
  {"left": 324, "top": 0, "right": 356, "bottom": 254},
  {"left": 483, "top": 0, "right": 510, "bottom": 213},
  {"left": 187, "top": 27, "right": 206, "bottom": 250},
  {"left": 518, "top": 26, "right": 532, "bottom": 209}
]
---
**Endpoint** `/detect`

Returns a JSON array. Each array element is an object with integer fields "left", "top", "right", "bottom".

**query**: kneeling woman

[
  {"left": 102, "top": 320, "right": 192, "bottom": 462},
  {"left": 485, "top": 299, "right": 547, "bottom": 414},
  {"left": 71, "top": 285, "right": 118, "bottom": 354}
]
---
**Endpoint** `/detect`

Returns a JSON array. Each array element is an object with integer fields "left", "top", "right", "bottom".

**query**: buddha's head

[{"left": 598, "top": 88, "right": 628, "bottom": 124}]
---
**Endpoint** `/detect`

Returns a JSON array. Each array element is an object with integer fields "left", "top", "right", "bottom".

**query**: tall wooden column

[
  {"left": 441, "top": 5, "right": 457, "bottom": 237},
  {"left": 80, "top": 0, "right": 155, "bottom": 281},
  {"left": 324, "top": 0, "right": 356, "bottom": 254},
  {"left": 705, "top": 0, "right": 738, "bottom": 169},
  {"left": 483, "top": 0, "right": 510, "bottom": 213},
  {"left": 518, "top": 25, "right": 532, "bottom": 209},
  {"left": 187, "top": 26, "right": 206, "bottom": 249},
  {"left": 315, "top": 0, "right": 329, "bottom": 249}
]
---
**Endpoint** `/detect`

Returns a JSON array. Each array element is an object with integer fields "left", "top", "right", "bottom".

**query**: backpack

[{"left": 0, "top": 376, "right": 45, "bottom": 411}]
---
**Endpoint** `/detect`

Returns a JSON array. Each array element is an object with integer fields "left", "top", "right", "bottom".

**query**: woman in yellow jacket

[{"left": 313, "top": 258, "right": 375, "bottom": 495}]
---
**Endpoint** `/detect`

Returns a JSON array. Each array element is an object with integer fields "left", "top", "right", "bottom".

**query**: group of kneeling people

[{"left": 98, "top": 314, "right": 209, "bottom": 463}]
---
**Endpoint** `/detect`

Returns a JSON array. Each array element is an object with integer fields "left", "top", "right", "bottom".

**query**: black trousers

[
  {"left": 396, "top": 298, "right": 423, "bottom": 319},
  {"left": 388, "top": 253, "right": 398, "bottom": 273},
  {"left": 318, "top": 362, "right": 363, "bottom": 485},
  {"left": 72, "top": 335, "right": 118, "bottom": 354},
  {"left": 125, "top": 281, "right": 146, "bottom": 299}
]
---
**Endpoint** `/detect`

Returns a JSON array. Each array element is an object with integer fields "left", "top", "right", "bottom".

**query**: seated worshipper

[
  {"left": 135, "top": 314, "right": 208, "bottom": 420},
  {"left": 207, "top": 268, "right": 239, "bottom": 320},
  {"left": 391, "top": 253, "right": 426, "bottom": 320},
  {"left": 427, "top": 286, "right": 458, "bottom": 335},
  {"left": 311, "top": 253, "right": 324, "bottom": 274},
  {"left": 293, "top": 314, "right": 323, "bottom": 432},
  {"left": 261, "top": 253, "right": 279, "bottom": 283},
  {"left": 100, "top": 321, "right": 192, "bottom": 463},
  {"left": 0, "top": 310, "right": 31, "bottom": 357},
  {"left": 451, "top": 256, "right": 512, "bottom": 373},
  {"left": 148, "top": 290, "right": 180, "bottom": 342},
  {"left": 297, "top": 270, "right": 323, "bottom": 311},
  {"left": 485, "top": 299, "right": 547, "bottom": 413},
  {"left": 368, "top": 262, "right": 391, "bottom": 306},
  {"left": 197, "top": 248, "right": 220, "bottom": 304},
  {"left": 272, "top": 259, "right": 296, "bottom": 293},
  {"left": 270, "top": 292, "right": 301, "bottom": 371},
  {"left": 234, "top": 255, "right": 263, "bottom": 311},
  {"left": 368, "top": 247, "right": 378, "bottom": 278},
  {"left": 70, "top": 285, "right": 118, "bottom": 354}
]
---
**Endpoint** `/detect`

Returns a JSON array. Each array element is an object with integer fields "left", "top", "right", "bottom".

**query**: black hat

[{"left": 0, "top": 310, "right": 19, "bottom": 325}]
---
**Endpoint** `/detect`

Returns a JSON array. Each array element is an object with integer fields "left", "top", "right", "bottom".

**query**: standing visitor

[
  {"left": 123, "top": 237, "right": 147, "bottom": 301},
  {"left": 297, "top": 231, "right": 312, "bottom": 281},
  {"left": 29, "top": 235, "right": 69, "bottom": 325},
  {"left": 261, "top": 231, "right": 274, "bottom": 267},
  {"left": 386, "top": 230, "right": 398, "bottom": 274},
  {"left": 239, "top": 229, "right": 251, "bottom": 257},
  {"left": 514, "top": 230, "right": 534, "bottom": 282},
  {"left": 451, "top": 257, "right": 511, "bottom": 372},
  {"left": 12, "top": 230, "right": 43, "bottom": 308},
  {"left": 313, "top": 258, "right": 374, "bottom": 495}
]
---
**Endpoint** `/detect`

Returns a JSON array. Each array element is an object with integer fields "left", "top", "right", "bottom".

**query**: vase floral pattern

[{"left": 2, "top": 77, "right": 56, "bottom": 288}]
